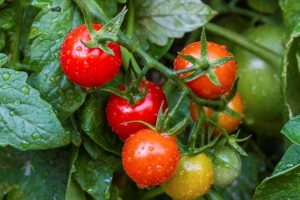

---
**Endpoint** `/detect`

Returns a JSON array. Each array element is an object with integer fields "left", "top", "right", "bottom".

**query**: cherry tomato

[
  {"left": 106, "top": 80, "right": 168, "bottom": 140},
  {"left": 122, "top": 129, "right": 180, "bottom": 188},
  {"left": 212, "top": 146, "right": 241, "bottom": 187},
  {"left": 60, "top": 24, "right": 122, "bottom": 87},
  {"left": 162, "top": 153, "right": 214, "bottom": 200},
  {"left": 174, "top": 42, "right": 237, "bottom": 99},
  {"left": 190, "top": 92, "right": 244, "bottom": 135}
]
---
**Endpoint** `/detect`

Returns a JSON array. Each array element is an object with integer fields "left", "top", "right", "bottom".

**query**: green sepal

[
  {"left": 182, "top": 69, "right": 205, "bottom": 82},
  {"left": 168, "top": 117, "right": 189, "bottom": 135},
  {"left": 228, "top": 136, "right": 248, "bottom": 156},
  {"left": 200, "top": 28, "right": 208, "bottom": 59},
  {"left": 210, "top": 56, "right": 234, "bottom": 68},
  {"left": 207, "top": 68, "right": 221, "bottom": 86},
  {"left": 155, "top": 101, "right": 168, "bottom": 132}
]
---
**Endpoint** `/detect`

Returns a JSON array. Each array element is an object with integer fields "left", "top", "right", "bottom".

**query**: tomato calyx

[
  {"left": 82, "top": 8, "right": 127, "bottom": 55},
  {"left": 174, "top": 28, "right": 234, "bottom": 86}
]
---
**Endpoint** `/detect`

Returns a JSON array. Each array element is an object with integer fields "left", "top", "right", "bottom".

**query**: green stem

[
  {"left": 205, "top": 23, "right": 281, "bottom": 68},
  {"left": 163, "top": 90, "right": 188, "bottom": 129},
  {"left": 9, "top": 0, "right": 24, "bottom": 68},
  {"left": 228, "top": 7, "right": 274, "bottom": 24},
  {"left": 185, "top": 28, "right": 202, "bottom": 45},
  {"left": 125, "top": 0, "right": 135, "bottom": 38},
  {"left": 164, "top": 52, "right": 176, "bottom": 62},
  {"left": 139, "top": 187, "right": 164, "bottom": 200}
]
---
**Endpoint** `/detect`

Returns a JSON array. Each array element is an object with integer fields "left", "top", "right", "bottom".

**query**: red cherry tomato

[
  {"left": 174, "top": 42, "right": 237, "bottom": 99},
  {"left": 190, "top": 92, "right": 244, "bottom": 135},
  {"left": 60, "top": 24, "right": 122, "bottom": 87},
  {"left": 106, "top": 80, "right": 168, "bottom": 140},
  {"left": 122, "top": 129, "right": 180, "bottom": 188}
]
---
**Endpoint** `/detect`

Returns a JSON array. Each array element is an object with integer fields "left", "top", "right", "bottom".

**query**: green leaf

[
  {"left": 0, "top": 53, "right": 7, "bottom": 67},
  {"left": 65, "top": 146, "right": 87, "bottom": 200},
  {"left": 73, "top": 150, "right": 113, "bottom": 200},
  {"left": 0, "top": 9, "right": 15, "bottom": 30},
  {"left": 0, "top": 147, "right": 70, "bottom": 199},
  {"left": 280, "top": 29, "right": 300, "bottom": 120},
  {"left": 162, "top": 80, "right": 191, "bottom": 128},
  {"left": 28, "top": 0, "right": 86, "bottom": 119},
  {"left": 83, "top": 137, "right": 122, "bottom": 171},
  {"left": 280, "top": 0, "right": 300, "bottom": 32},
  {"left": 79, "top": 94, "right": 123, "bottom": 155},
  {"left": 0, "top": 31, "right": 5, "bottom": 51},
  {"left": 96, "top": 0, "right": 118, "bottom": 18},
  {"left": 281, "top": 115, "right": 300, "bottom": 145},
  {"left": 254, "top": 144, "right": 300, "bottom": 199},
  {"left": 0, "top": 68, "right": 69, "bottom": 150},
  {"left": 133, "top": 0, "right": 216, "bottom": 46}
]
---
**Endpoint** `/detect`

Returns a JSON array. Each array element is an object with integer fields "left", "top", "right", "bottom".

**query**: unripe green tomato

[
  {"left": 235, "top": 25, "right": 286, "bottom": 135},
  {"left": 212, "top": 146, "right": 241, "bottom": 187}
]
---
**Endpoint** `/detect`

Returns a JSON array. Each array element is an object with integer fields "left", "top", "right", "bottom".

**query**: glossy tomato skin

[
  {"left": 212, "top": 146, "right": 241, "bottom": 187},
  {"left": 235, "top": 25, "right": 285, "bottom": 135},
  {"left": 122, "top": 129, "right": 180, "bottom": 188},
  {"left": 60, "top": 24, "right": 122, "bottom": 87},
  {"left": 162, "top": 153, "right": 214, "bottom": 200},
  {"left": 190, "top": 93, "right": 244, "bottom": 135},
  {"left": 106, "top": 80, "right": 168, "bottom": 140},
  {"left": 174, "top": 42, "right": 237, "bottom": 99}
]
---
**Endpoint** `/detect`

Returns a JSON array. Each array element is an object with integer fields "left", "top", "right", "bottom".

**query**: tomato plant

[
  {"left": 106, "top": 80, "right": 168, "bottom": 140},
  {"left": 174, "top": 41, "right": 237, "bottom": 99},
  {"left": 122, "top": 129, "right": 180, "bottom": 188},
  {"left": 60, "top": 24, "right": 122, "bottom": 87},
  {"left": 161, "top": 153, "right": 214, "bottom": 200},
  {"left": 212, "top": 146, "right": 241, "bottom": 187},
  {"left": 1, "top": 0, "right": 300, "bottom": 199},
  {"left": 190, "top": 92, "right": 244, "bottom": 135}
]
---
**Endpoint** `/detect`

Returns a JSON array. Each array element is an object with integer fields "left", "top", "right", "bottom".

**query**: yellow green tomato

[{"left": 161, "top": 153, "right": 214, "bottom": 200}]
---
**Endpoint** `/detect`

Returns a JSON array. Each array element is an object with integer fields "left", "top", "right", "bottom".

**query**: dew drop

[
  {"left": 2, "top": 72, "right": 10, "bottom": 81},
  {"left": 31, "top": 133, "right": 40, "bottom": 140},
  {"left": 21, "top": 141, "right": 30, "bottom": 148},
  {"left": 21, "top": 85, "right": 30, "bottom": 94},
  {"left": 14, "top": 100, "right": 21, "bottom": 105}
]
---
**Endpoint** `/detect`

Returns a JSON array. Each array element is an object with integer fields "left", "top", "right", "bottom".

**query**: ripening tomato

[
  {"left": 162, "top": 153, "right": 214, "bottom": 200},
  {"left": 190, "top": 92, "right": 244, "bottom": 135},
  {"left": 122, "top": 129, "right": 180, "bottom": 188},
  {"left": 106, "top": 80, "right": 168, "bottom": 140},
  {"left": 174, "top": 42, "right": 237, "bottom": 99},
  {"left": 60, "top": 24, "right": 122, "bottom": 87}
]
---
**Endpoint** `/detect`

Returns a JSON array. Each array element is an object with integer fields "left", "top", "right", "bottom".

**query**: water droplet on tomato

[
  {"left": 76, "top": 46, "right": 82, "bottom": 52},
  {"left": 149, "top": 146, "right": 155, "bottom": 151}
]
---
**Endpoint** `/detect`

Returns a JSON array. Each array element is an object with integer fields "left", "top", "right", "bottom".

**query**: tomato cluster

[{"left": 60, "top": 24, "right": 244, "bottom": 199}]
